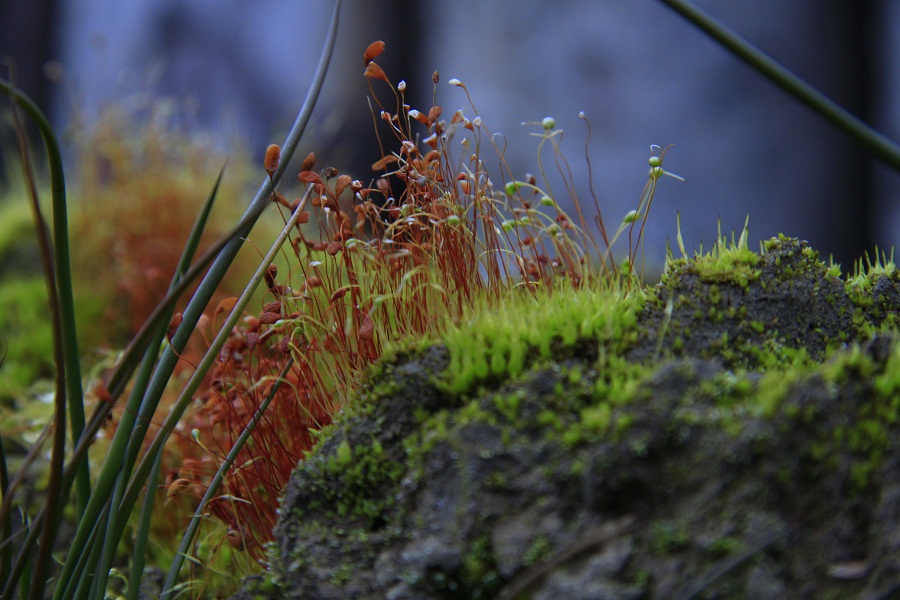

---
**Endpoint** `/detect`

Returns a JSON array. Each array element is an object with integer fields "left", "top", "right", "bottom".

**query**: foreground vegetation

[{"left": 2, "top": 0, "right": 900, "bottom": 598}]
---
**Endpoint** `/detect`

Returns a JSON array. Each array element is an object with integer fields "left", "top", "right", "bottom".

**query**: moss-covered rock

[
  {"left": 232, "top": 237, "right": 900, "bottom": 599},
  {"left": 630, "top": 235, "right": 855, "bottom": 368}
]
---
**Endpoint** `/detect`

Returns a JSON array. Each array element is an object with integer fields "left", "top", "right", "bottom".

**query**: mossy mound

[
  {"left": 630, "top": 235, "right": 855, "bottom": 367},
  {"left": 232, "top": 237, "right": 900, "bottom": 599}
]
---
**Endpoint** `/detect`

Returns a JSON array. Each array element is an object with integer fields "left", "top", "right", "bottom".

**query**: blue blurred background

[{"left": 2, "top": 0, "right": 899, "bottom": 270}]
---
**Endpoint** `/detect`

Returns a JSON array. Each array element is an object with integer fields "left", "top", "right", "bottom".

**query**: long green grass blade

[
  {"left": 657, "top": 0, "right": 900, "bottom": 171},
  {"left": 91, "top": 165, "right": 230, "bottom": 596},
  {"left": 124, "top": 184, "right": 313, "bottom": 562},
  {"left": 161, "top": 356, "right": 293, "bottom": 596},
  {"left": 0, "top": 76, "right": 89, "bottom": 517},
  {"left": 51, "top": 1, "right": 341, "bottom": 596},
  {"left": 126, "top": 451, "right": 164, "bottom": 600},
  {"left": 0, "top": 402, "right": 10, "bottom": 588},
  {"left": 5, "top": 75, "right": 77, "bottom": 600},
  {"left": 160, "top": 212, "right": 303, "bottom": 594}
]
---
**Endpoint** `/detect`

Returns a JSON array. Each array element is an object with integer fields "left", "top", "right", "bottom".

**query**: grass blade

[
  {"left": 126, "top": 451, "right": 164, "bottom": 600},
  {"left": 161, "top": 357, "right": 294, "bottom": 597},
  {"left": 5, "top": 71, "right": 73, "bottom": 600},
  {"left": 657, "top": 0, "right": 900, "bottom": 171},
  {"left": 51, "top": 1, "right": 341, "bottom": 595},
  {"left": 91, "top": 164, "right": 230, "bottom": 596},
  {"left": 0, "top": 73, "right": 89, "bottom": 517}
]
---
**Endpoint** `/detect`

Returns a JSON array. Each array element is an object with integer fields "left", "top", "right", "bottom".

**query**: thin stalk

[
  {"left": 92, "top": 165, "right": 229, "bottom": 596},
  {"left": 0, "top": 426, "right": 50, "bottom": 599},
  {"left": 51, "top": 1, "right": 340, "bottom": 594},
  {"left": 126, "top": 451, "right": 163, "bottom": 600},
  {"left": 0, "top": 76, "right": 89, "bottom": 518},
  {"left": 161, "top": 357, "right": 295, "bottom": 597},
  {"left": 6, "top": 74, "right": 72, "bottom": 600},
  {"left": 0, "top": 200, "right": 268, "bottom": 599},
  {"left": 120, "top": 186, "right": 314, "bottom": 550},
  {"left": 0, "top": 428, "right": 10, "bottom": 589},
  {"left": 657, "top": 0, "right": 900, "bottom": 172},
  {"left": 127, "top": 169, "right": 226, "bottom": 600}
]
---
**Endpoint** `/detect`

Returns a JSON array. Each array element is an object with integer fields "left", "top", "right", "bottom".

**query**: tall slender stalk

[
  {"left": 0, "top": 72, "right": 90, "bottom": 600},
  {"left": 1, "top": 1, "right": 342, "bottom": 598},
  {"left": 48, "top": 2, "right": 342, "bottom": 598},
  {"left": 657, "top": 0, "right": 900, "bottom": 171},
  {"left": 160, "top": 192, "right": 311, "bottom": 597}
]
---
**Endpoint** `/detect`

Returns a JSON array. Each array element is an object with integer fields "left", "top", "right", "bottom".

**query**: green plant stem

[
  {"left": 127, "top": 451, "right": 163, "bottom": 600},
  {"left": 0, "top": 425, "right": 51, "bottom": 599},
  {"left": 92, "top": 165, "right": 228, "bottom": 596},
  {"left": 125, "top": 169, "right": 225, "bottom": 600},
  {"left": 657, "top": 0, "right": 900, "bottom": 172},
  {"left": 50, "top": 2, "right": 340, "bottom": 595},
  {"left": 2, "top": 72, "right": 90, "bottom": 600},
  {"left": 0, "top": 429, "right": 10, "bottom": 590},
  {"left": 125, "top": 184, "right": 313, "bottom": 563},
  {"left": 0, "top": 79, "right": 89, "bottom": 511},
  {"left": 0, "top": 189, "right": 274, "bottom": 599},
  {"left": 11, "top": 92, "right": 67, "bottom": 600},
  {"left": 161, "top": 357, "right": 295, "bottom": 597}
]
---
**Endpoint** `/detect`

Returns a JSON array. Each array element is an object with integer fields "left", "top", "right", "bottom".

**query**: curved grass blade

[
  {"left": 657, "top": 0, "right": 900, "bottom": 171},
  {"left": 5, "top": 71, "right": 79, "bottom": 600},
  {"left": 0, "top": 75, "right": 89, "bottom": 520},
  {"left": 93, "top": 164, "right": 230, "bottom": 596},
  {"left": 51, "top": 1, "right": 342, "bottom": 595}
]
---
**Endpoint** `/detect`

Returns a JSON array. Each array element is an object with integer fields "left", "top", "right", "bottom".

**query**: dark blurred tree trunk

[
  {"left": 824, "top": 0, "right": 876, "bottom": 265},
  {"left": 0, "top": 0, "right": 59, "bottom": 180},
  {"left": 0, "top": 0, "right": 58, "bottom": 104}
]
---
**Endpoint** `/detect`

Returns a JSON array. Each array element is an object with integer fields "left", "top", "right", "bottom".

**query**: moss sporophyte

[{"left": 10, "top": 16, "right": 900, "bottom": 598}]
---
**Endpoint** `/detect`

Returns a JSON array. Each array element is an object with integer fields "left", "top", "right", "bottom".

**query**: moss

[
  {"left": 522, "top": 535, "right": 553, "bottom": 566},
  {"left": 651, "top": 518, "right": 691, "bottom": 553},
  {"left": 440, "top": 283, "right": 644, "bottom": 395},
  {"left": 253, "top": 236, "right": 900, "bottom": 599},
  {"left": 707, "top": 535, "right": 744, "bottom": 558},
  {"left": 460, "top": 534, "right": 501, "bottom": 597}
]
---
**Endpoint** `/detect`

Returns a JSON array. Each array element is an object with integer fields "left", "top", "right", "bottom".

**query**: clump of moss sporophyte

[{"left": 173, "top": 40, "right": 681, "bottom": 563}]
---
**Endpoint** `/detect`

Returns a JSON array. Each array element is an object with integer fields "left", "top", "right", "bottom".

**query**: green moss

[
  {"left": 267, "top": 234, "right": 900, "bottom": 597},
  {"left": 651, "top": 518, "right": 690, "bottom": 553},
  {"left": 309, "top": 433, "right": 406, "bottom": 523},
  {"left": 492, "top": 391, "right": 523, "bottom": 422},
  {"left": 522, "top": 535, "right": 553, "bottom": 566},
  {"left": 707, "top": 535, "right": 744, "bottom": 558},
  {"left": 441, "top": 283, "right": 644, "bottom": 395},
  {"left": 0, "top": 278, "right": 56, "bottom": 401},
  {"left": 461, "top": 534, "right": 500, "bottom": 595}
]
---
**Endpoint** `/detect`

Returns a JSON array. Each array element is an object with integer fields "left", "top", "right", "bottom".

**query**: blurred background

[{"left": 2, "top": 0, "right": 899, "bottom": 270}]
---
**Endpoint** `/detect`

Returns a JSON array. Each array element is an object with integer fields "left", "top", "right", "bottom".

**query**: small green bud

[
  {"left": 505, "top": 181, "right": 526, "bottom": 196},
  {"left": 623, "top": 209, "right": 641, "bottom": 224},
  {"left": 446, "top": 214, "right": 462, "bottom": 226},
  {"left": 336, "top": 439, "right": 352, "bottom": 466},
  {"left": 501, "top": 220, "right": 515, "bottom": 232},
  {"left": 648, "top": 156, "right": 661, "bottom": 168},
  {"left": 540, "top": 195, "right": 555, "bottom": 206},
  {"left": 541, "top": 116, "right": 556, "bottom": 131}
]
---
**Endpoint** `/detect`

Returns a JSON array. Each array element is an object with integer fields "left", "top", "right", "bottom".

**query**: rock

[{"left": 231, "top": 237, "right": 900, "bottom": 599}]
